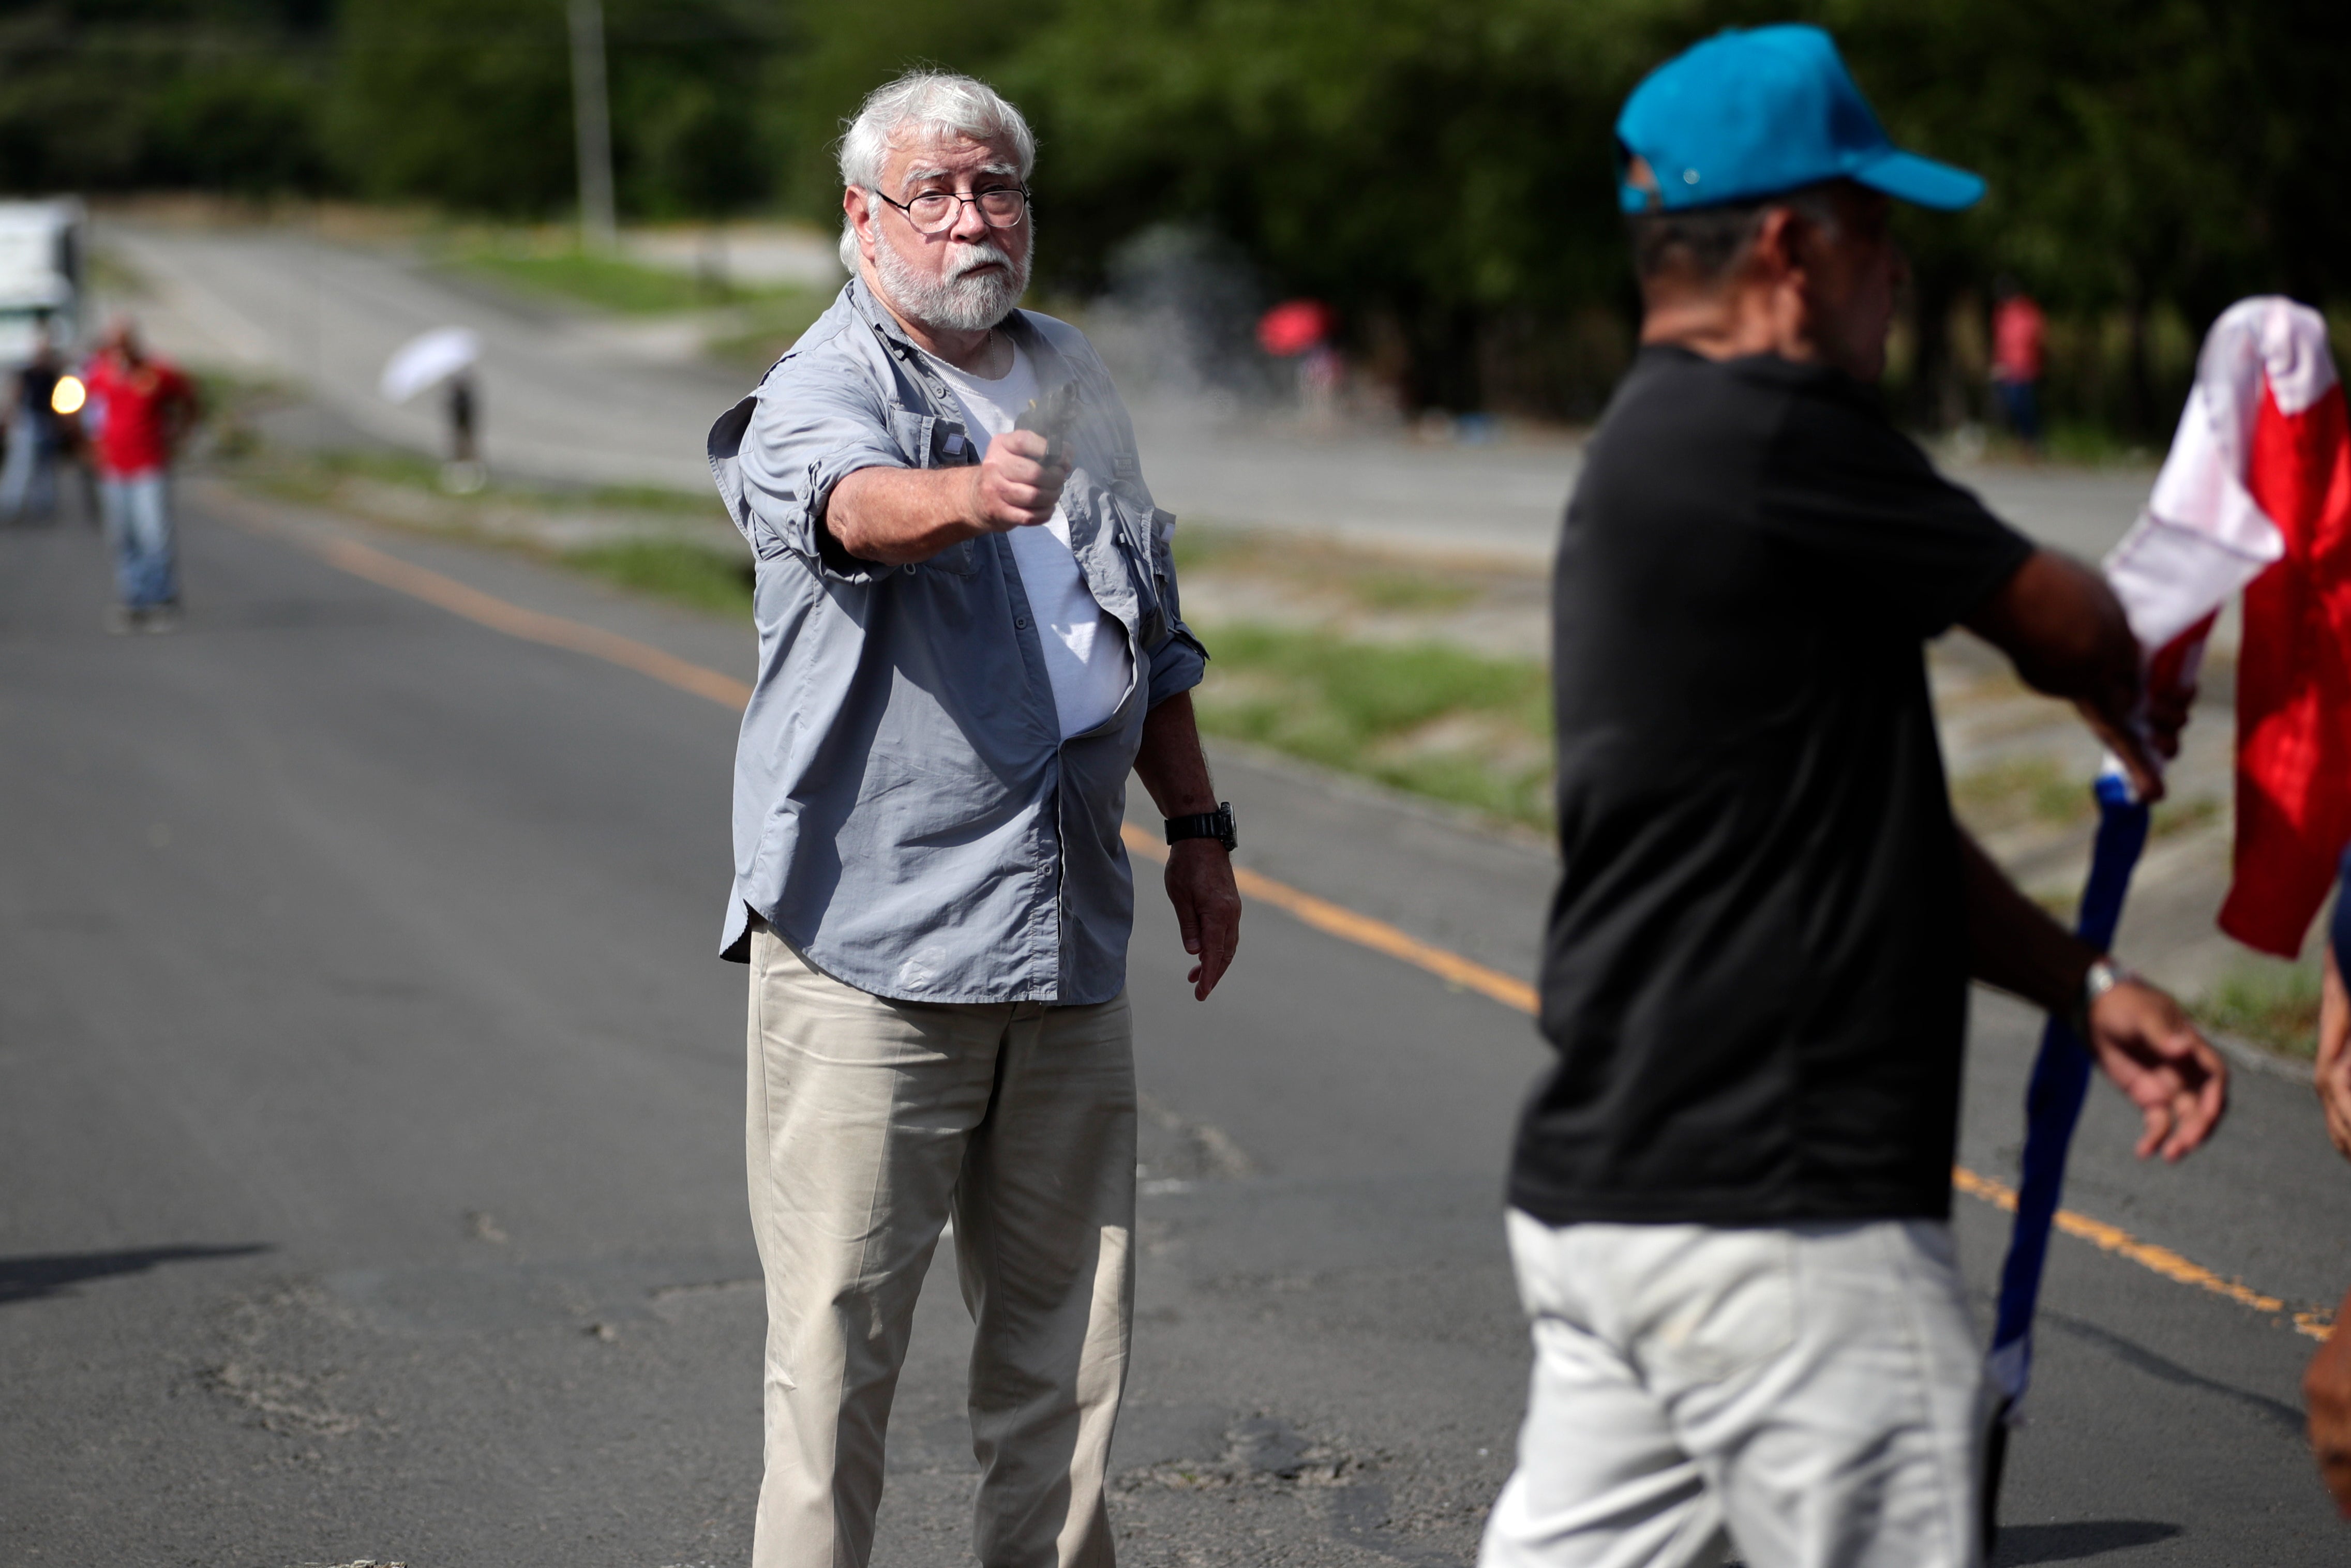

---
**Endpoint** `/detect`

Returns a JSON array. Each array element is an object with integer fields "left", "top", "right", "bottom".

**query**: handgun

[{"left": 1013, "top": 380, "right": 1081, "bottom": 467}]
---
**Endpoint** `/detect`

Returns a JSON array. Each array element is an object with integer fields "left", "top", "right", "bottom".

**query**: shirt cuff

[
  {"left": 764, "top": 453, "right": 899, "bottom": 583},
  {"left": 1147, "top": 622, "right": 1209, "bottom": 708}
]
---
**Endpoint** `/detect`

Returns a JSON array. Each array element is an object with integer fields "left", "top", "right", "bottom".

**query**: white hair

[{"left": 836, "top": 70, "right": 1037, "bottom": 272}]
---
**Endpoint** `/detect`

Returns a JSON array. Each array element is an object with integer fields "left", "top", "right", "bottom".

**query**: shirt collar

[{"left": 846, "top": 273, "right": 1070, "bottom": 401}]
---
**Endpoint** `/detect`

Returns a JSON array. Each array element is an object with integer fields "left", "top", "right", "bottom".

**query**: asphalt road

[
  {"left": 104, "top": 223, "right": 736, "bottom": 494},
  {"left": 105, "top": 221, "right": 2159, "bottom": 570},
  {"left": 3, "top": 481, "right": 2348, "bottom": 1566}
]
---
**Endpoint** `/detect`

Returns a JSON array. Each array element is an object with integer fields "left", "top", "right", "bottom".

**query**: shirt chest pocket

[
  {"left": 1147, "top": 508, "right": 1178, "bottom": 607},
  {"left": 886, "top": 408, "right": 980, "bottom": 578},
  {"left": 1105, "top": 495, "right": 1176, "bottom": 645}
]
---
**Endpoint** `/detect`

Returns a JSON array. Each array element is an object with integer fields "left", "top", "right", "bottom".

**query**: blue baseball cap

[{"left": 1616, "top": 25, "right": 1984, "bottom": 214}]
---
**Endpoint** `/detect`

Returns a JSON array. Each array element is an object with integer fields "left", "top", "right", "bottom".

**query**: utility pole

[{"left": 567, "top": 0, "right": 617, "bottom": 253}]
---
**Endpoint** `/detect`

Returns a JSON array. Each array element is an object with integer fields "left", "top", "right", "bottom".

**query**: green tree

[
  {"left": 328, "top": 0, "right": 573, "bottom": 214},
  {"left": 1800, "top": 0, "right": 2300, "bottom": 431},
  {"left": 604, "top": 1, "right": 783, "bottom": 219},
  {"left": 327, "top": 0, "right": 782, "bottom": 219},
  {"left": 6, "top": 0, "right": 2344, "bottom": 433},
  {"left": 0, "top": 1, "right": 332, "bottom": 194}
]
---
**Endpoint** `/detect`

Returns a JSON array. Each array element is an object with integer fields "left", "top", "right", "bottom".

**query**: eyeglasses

[{"left": 872, "top": 184, "right": 1030, "bottom": 236}]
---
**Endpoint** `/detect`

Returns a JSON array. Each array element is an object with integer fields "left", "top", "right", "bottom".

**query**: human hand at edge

[
  {"left": 2085, "top": 976, "right": 2227, "bottom": 1160},
  {"left": 2316, "top": 947, "right": 2351, "bottom": 1160},
  {"left": 968, "top": 429, "right": 1070, "bottom": 533},
  {"left": 1164, "top": 840, "right": 1240, "bottom": 1001},
  {"left": 2144, "top": 675, "right": 2196, "bottom": 763},
  {"left": 2306, "top": 1286, "right": 2351, "bottom": 1516},
  {"left": 2072, "top": 698, "right": 2168, "bottom": 804}
]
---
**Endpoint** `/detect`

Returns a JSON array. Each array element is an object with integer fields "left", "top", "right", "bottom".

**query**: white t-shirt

[{"left": 922, "top": 344, "right": 1134, "bottom": 740}]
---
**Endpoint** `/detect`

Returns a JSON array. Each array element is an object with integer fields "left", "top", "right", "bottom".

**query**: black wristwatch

[{"left": 1165, "top": 802, "right": 1237, "bottom": 852}]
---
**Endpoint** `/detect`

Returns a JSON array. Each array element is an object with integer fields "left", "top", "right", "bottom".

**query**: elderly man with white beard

[{"left": 705, "top": 71, "right": 1241, "bottom": 1568}]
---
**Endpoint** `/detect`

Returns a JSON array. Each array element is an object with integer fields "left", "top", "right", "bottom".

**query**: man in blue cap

[{"left": 1485, "top": 26, "right": 2228, "bottom": 1568}]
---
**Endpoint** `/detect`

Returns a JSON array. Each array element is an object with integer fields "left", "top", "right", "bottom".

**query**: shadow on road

[
  {"left": 1994, "top": 1518, "right": 2183, "bottom": 1565},
  {"left": 0, "top": 1244, "right": 272, "bottom": 1305},
  {"left": 2041, "top": 1307, "right": 2309, "bottom": 1435}
]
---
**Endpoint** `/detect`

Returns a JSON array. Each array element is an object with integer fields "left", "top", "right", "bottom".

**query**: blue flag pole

[{"left": 1981, "top": 765, "right": 2151, "bottom": 1543}]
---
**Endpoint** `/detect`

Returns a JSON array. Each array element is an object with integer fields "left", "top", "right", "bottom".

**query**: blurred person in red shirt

[
  {"left": 83, "top": 316, "right": 198, "bottom": 632},
  {"left": 1991, "top": 276, "right": 2046, "bottom": 450}
]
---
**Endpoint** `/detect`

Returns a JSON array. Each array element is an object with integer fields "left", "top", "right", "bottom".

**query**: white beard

[{"left": 872, "top": 233, "right": 1030, "bottom": 334}]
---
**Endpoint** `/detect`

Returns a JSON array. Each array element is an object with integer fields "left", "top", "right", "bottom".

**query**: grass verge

[
  {"left": 1191, "top": 621, "right": 1551, "bottom": 830},
  {"left": 2195, "top": 961, "right": 2323, "bottom": 1060},
  {"left": 447, "top": 243, "right": 834, "bottom": 367},
  {"left": 1950, "top": 755, "right": 2098, "bottom": 837},
  {"left": 564, "top": 538, "right": 753, "bottom": 616},
  {"left": 703, "top": 292, "right": 841, "bottom": 369},
  {"left": 226, "top": 436, "right": 722, "bottom": 520},
  {"left": 215, "top": 434, "right": 1538, "bottom": 834},
  {"left": 208, "top": 429, "right": 755, "bottom": 617},
  {"left": 454, "top": 245, "right": 762, "bottom": 314}
]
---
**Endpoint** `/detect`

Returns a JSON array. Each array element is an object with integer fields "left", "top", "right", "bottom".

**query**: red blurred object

[
  {"left": 1257, "top": 299, "right": 1334, "bottom": 357},
  {"left": 2221, "top": 355, "right": 2351, "bottom": 956},
  {"left": 1991, "top": 294, "right": 2045, "bottom": 383},
  {"left": 2105, "top": 298, "right": 2351, "bottom": 958}
]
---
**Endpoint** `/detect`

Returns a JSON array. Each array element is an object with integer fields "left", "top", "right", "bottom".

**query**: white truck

[{"left": 0, "top": 198, "right": 85, "bottom": 368}]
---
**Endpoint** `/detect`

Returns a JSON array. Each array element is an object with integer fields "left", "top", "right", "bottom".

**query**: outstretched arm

[
  {"left": 1131, "top": 691, "right": 1240, "bottom": 1001},
  {"left": 1963, "top": 547, "right": 2172, "bottom": 799},
  {"left": 826, "top": 432, "right": 1070, "bottom": 566},
  {"left": 1958, "top": 828, "right": 2226, "bottom": 1160}
]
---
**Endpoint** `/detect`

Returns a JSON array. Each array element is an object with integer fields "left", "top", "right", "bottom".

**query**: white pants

[
  {"left": 1482, "top": 1212, "right": 1989, "bottom": 1568},
  {"left": 745, "top": 925, "right": 1137, "bottom": 1568}
]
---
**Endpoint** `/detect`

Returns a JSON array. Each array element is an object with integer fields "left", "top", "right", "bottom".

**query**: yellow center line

[
  {"left": 236, "top": 510, "right": 756, "bottom": 710},
  {"left": 1120, "top": 824, "right": 1540, "bottom": 1013},
  {"left": 268, "top": 508, "right": 2333, "bottom": 1344},
  {"left": 1122, "top": 831, "right": 2331, "bottom": 1340},
  {"left": 1950, "top": 1167, "right": 2329, "bottom": 1335}
]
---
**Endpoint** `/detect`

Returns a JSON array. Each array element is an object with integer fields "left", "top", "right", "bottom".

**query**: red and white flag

[{"left": 2104, "top": 296, "right": 2351, "bottom": 957}]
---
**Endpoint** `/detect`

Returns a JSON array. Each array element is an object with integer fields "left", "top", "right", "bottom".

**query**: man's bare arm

[
  {"left": 1962, "top": 547, "right": 2166, "bottom": 798},
  {"left": 2317, "top": 946, "right": 2351, "bottom": 1158},
  {"left": 826, "top": 431, "right": 1068, "bottom": 566},
  {"left": 1959, "top": 828, "right": 2226, "bottom": 1160},
  {"left": 2305, "top": 1288, "right": 2351, "bottom": 1516},
  {"left": 1132, "top": 691, "right": 1240, "bottom": 1001},
  {"left": 2307, "top": 947, "right": 2351, "bottom": 1513},
  {"left": 1959, "top": 824, "right": 2099, "bottom": 1012}
]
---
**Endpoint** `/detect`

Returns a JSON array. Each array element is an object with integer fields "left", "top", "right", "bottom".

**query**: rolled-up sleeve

[
  {"left": 1147, "top": 624, "right": 1208, "bottom": 708},
  {"left": 1145, "top": 528, "right": 1208, "bottom": 707},
  {"left": 735, "top": 335, "right": 907, "bottom": 579}
]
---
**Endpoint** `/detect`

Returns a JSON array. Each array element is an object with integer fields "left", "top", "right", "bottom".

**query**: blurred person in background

[
  {"left": 446, "top": 366, "right": 477, "bottom": 463},
  {"left": 2, "top": 327, "right": 65, "bottom": 524},
  {"left": 1484, "top": 28, "right": 2226, "bottom": 1568},
  {"left": 705, "top": 70, "right": 1237, "bottom": 1568},
  {"left": 1991, "top": 276, "right": 2047, "bottom": 451},
  {"left": 83, "top": 316, "right": 197, "bottom": 633},
  {"left": 443, "top": 365, "right": 484, "bottom": 493},
  {"left": 2304, "top": 851, "right": 2351, "bottom": 1514}
]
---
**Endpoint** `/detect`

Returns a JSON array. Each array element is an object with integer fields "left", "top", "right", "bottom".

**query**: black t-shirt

[{"left": 1513, "top": 345, "right": 2034, "bottom": 1227}]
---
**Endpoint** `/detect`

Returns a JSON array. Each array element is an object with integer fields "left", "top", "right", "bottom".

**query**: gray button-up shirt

[{"left": 706, "top": 278, "right": 1206, "bottom": 1003}]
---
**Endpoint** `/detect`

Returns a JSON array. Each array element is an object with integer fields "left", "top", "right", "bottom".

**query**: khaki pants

[
  {"left": 745, "top": 924, "right": 1137, "bottom": 1568},
  {"left": 1481, "top": 1214, "right": 1989, "bottom": 1568}
]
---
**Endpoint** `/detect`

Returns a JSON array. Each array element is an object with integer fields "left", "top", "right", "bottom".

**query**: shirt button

[{"left": 1015, "top": 616, "right": 1030, "bottom": 629}]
